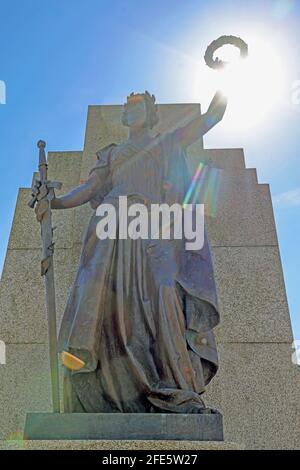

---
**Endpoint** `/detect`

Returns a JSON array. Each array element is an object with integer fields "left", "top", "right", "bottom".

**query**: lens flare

[
  {"left": 183, "top": 161, "right": 222, "bottom": 217},
  {"left": 213, "top": 35, "right": 286, "bottom": 130},
  {"left": 5, "top": 431, "right": 28, "bottom": 449}
]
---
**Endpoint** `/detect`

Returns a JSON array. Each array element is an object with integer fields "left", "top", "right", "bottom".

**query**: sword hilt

[
  {"left": 38, "top": 140, "right": 47, "bottom": 182},
  {"left": 28, "top": 139, "right": 62, "bottom": 209}
]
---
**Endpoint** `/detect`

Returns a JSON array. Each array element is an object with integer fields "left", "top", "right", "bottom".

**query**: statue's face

[{"left": 126, "top": 99, "right": 147, "bottom": 128}]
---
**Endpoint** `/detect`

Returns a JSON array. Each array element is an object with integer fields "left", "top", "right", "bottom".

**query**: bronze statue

[{"left": 33, "top": 90, "right": 227, "bottom": 414}]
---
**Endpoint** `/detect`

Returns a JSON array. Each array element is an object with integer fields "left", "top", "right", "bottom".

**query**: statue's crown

[{"left": 127, "top": 91, "right": 156, "bottom": 105}]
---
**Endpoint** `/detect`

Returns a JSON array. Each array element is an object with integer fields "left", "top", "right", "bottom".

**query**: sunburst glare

[{"left": 211, "top": 35, "right": 286, "bottom": 130}]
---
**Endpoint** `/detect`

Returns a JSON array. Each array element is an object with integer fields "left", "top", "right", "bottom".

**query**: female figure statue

[{"left": 45, "top": 90, "right": 227, "bottom": 413}]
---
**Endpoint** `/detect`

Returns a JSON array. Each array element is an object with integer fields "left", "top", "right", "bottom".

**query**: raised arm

[
  {"left": 172, "top": 91, "right": 227, "bottom": 148},
  {"left": 51, "top": 172, "right": 100, "bottom": 209}
]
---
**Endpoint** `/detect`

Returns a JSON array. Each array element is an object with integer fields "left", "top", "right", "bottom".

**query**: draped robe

[{"left": 58, "top": 130, "right": 220, "bottom": 413}]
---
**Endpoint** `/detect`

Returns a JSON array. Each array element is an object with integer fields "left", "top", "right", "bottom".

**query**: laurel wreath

[{"left": 204, "top": 35, "right": 248, "bottom": 69}]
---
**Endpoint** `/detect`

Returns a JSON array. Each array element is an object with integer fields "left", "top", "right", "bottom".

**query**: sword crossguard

[{"left": 28, "top": 179, "right": 62, "bottom": 209}]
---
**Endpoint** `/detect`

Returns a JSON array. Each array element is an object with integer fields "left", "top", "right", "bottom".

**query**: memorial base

[
  {"left": 23, "top": 412, "right": 223, "bottom": 441},
  {"left": 1, "top": 439, "right": 244, "bottom": 450}
]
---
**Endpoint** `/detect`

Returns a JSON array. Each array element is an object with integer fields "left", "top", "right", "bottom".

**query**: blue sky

[{"left": 0, "top": 0, "right": 299, "bottom": 344}]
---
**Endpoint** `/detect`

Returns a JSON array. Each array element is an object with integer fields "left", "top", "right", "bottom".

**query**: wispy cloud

[{"left": 273, "top": 188, "right": 300, "bottom": 208}]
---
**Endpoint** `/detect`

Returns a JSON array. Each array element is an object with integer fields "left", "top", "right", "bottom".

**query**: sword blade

[{"left": 37, "top": 140, "right": 60, "bottom": 413}]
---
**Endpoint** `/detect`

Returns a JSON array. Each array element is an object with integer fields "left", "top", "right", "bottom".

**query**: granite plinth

[
  {"left": 24, "top": 412, "right": 223, "bottom": 441},
  {"left": 1, "top": 439, "right": 242, "bottom": 450}
]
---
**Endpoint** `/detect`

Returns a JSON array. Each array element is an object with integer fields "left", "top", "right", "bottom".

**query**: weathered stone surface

[
  {"left": 212, "top": 246, "right": 293, "bottom": 343},
  {"left": 8, "top": 152, "right": 82, "bottom": 252},
  {"left": 0, "top": 439, "right": 243, "bottom": 450},
  {"left": 205, "top": 171, "right": 276, "bottom": 247},
  {"left": 0, "top": 344, "right": 51, "bottom": 440},
  {"left": 188, "top": 147, "right": 246, "bottom": 171},
  {"left": 47, "top": 151, "right": 82, "bottom": 189},
  {"left": 24, "top": 412, "right": 223, "bottom": 441},
  {"left": 8, "top": 189, "right": 76, "bottom": 250},
  {"left": 213, "top": 342, "right": 300, "bottom": 450},
  {"left": 7, "top": 189, "right": 41, "bottom": 250},
  {"left": 1, "top": 244, "right": 290, "bottom": 345},
  {"left": 80, "top": 105, "right": 128, "bottom": 180},
  {"left": 0, "top": 247, "right": 80, "bottom": 343}
]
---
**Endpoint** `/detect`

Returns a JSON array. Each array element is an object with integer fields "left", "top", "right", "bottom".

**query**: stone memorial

[{"left": 0, "top": 39, "right": 300, "bottom": 449}]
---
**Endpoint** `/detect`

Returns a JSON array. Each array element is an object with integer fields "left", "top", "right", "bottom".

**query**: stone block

[
  {"left": 47, "top": 151, "right": 82, "bottom": 189},
  {"left": 214, "top": 342, "right": 300, "bottom": 449},
  {"left": 0, "top": 247, "right": 79, "bottom": 343},
  {"left": 9, "top": 153, "right": 82, "bottom": 252},
  {"left": 81, "top": 105, "right": 128, "bottom": 179},
  {"left": 0, "top": 344, "right": 51, "bottom": 440},
  {"left": 7, "top": 189, "right": 41, "bottom": 250},
  {"left": 187, "top": 148, "right": 246, "bottom": 171},
  {"left": 0, "top": 439, "right": 244, "bottom": 450},
  {"left": 156, "top": 103, "right": 202, "bottom": 136},
  {"left": 207, "top": 172, "right": 277, "bottom": 247},
  {"left": 8, "top": 189, "right": 76, "bottom": 250},
  {"left": 212, "top": 246, "right": 293, "bottom": 343}
]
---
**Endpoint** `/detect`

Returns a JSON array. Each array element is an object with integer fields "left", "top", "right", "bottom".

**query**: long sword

[{"left": 29, "top": 140, "right": 61, "bottom": 413}]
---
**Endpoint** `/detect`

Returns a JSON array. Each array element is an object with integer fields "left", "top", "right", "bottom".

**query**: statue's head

[{"left": 122, "top": 91, "right": 159, "bottom": 129}]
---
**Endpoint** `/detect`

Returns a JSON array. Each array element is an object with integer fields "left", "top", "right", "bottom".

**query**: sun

[{"left": 211, "top": 35, "right": 286, "bottom": 131}]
